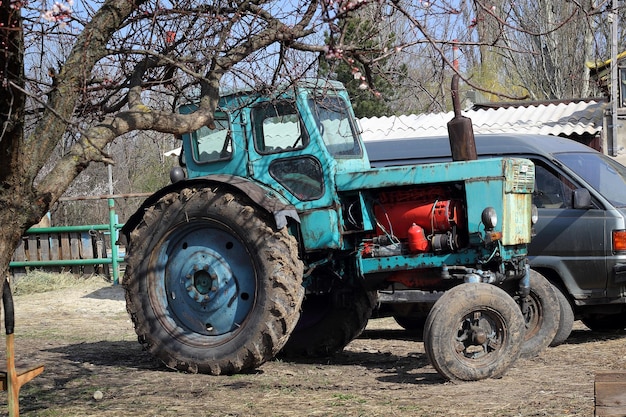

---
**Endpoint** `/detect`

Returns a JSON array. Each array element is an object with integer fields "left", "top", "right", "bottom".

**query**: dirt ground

[{"left": 1, "top": 276, "right": 625, "bottom": 417}]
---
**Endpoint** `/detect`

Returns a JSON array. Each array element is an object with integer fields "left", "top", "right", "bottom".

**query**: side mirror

[{"left": 572, "top": 188, "right": 592, "bottom": 209}]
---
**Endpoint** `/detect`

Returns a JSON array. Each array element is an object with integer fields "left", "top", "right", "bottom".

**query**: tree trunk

[{"left": 0, "top": 0, "right": 42, "bottom": 283}]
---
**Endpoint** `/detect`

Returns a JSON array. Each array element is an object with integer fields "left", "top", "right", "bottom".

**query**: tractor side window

[
  {"left": 269, "top": 157, "right": 324, "bottom": 201},
  {"left": 191, "top": 112, "right": 232, "bottom": 164},
  {"left": 251, "top": 101, "right": 309, "bottom": 154}
]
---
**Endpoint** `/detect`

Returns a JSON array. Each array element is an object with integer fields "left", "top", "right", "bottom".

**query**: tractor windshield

[{"left": 309, "top": 95, "right": 362, "bottom": 158}]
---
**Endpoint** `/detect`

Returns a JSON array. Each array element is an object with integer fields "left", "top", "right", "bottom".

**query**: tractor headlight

[
  {"left": 531, "top": 204, "right": 539, "bottom": 225},
  {"left": 481, "top": 207, "right": 498, "bottom": 230}
]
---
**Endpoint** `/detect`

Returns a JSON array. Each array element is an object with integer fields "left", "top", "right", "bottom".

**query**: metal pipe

[
  {"left": 9, "top": 258, "right": 124, "bottom": 267},
  {"left": 22, "top": 225, "right": 116, "bottom": 234},
  {"left": 108, "top": 198, "right": 120, "bottom": 285}
]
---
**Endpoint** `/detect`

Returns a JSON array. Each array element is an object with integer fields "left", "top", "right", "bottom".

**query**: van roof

[{"left": 364, "top": 133, "right": 596, "bottom": 164}]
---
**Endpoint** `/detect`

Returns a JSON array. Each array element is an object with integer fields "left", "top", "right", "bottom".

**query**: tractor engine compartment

[{"left": 356, "top": 184, "right": 469, "bottom": 258}]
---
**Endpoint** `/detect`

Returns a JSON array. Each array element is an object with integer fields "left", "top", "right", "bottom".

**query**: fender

[{"left": 121, "top": 174, "right": 300, "bottom": 242}]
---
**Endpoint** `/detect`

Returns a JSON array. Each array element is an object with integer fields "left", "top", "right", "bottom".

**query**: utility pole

[{"left": 610, "top": 1, "right": 620, "bottom": 156}]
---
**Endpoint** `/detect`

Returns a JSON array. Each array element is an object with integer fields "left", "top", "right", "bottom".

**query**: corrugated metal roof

[{"left": 360, "top": 100, "right": 608, "bottom": 141}]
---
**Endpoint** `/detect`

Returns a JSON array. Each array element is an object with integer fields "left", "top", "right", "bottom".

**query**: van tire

[{"left": 582, "top": 312, "right": 626, "bottom": 332}]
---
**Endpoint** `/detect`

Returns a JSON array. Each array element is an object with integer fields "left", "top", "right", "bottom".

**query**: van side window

[{"left": 534, "top": 164, "right": 574, "bottom": 209}]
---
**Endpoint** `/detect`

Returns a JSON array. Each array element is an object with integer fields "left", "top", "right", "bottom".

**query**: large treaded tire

[
  {"left": 123, "top": 188, "right": 304, "bottom": 375},
  {"left": 423, "top": 283, "right": 525, "bottom": 381},
  {"left": 280, "top": 283, "right": 377, "bottom": 357},
  {"left": 549, "top": 283, "right": 574, "bottom": 346},
  {"left": 519, "top": 270, "right": 560, "bottom": 358},
  {"left": 393, "top": 315, "right": 427, "bottom": 333}
]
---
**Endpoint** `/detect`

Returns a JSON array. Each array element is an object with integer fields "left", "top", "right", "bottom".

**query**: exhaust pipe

[{"left": 447, "top": 74, "right": 477, "bottom": 161}]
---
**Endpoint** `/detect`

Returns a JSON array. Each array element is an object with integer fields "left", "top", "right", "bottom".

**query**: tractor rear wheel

[
  {"left": 423, "top": 283, "right": 525, "bottom": 381},
  {"left": 281, "top": 274, "right": 376, "bottom": 357},
  {"left": 124, "top": 187, "right": 304, "bottom": 375}
]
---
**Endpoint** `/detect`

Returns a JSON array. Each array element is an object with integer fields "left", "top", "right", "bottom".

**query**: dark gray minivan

[{"left": 366, "top": 134, "right": 626, "bottom": 344}]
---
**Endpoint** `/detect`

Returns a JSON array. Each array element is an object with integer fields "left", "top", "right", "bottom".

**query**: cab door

[{"left": 245, "top": 98, "right": 343, "bottom": 250}]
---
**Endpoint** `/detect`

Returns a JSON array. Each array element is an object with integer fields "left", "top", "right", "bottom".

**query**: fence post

[{"left": 108, "top": 198, "right": 120, "bottom": 285}]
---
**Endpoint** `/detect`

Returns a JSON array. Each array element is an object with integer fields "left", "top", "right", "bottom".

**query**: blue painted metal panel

[
  {"left": 299, "top": 209, "right": 343, "bottom": 249},
  {"left": 335, "top": 158, "right": 509, "bottom": 191},
  {"left": 358, "top": 251, "right": 481, "bottom": 275}
]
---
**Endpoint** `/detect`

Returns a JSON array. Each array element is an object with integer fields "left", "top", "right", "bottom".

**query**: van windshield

[{"left": 555, "top": 152, "right": 626, "bottom": 207}]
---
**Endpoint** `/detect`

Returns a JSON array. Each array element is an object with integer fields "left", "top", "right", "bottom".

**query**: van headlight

[{"left": 481, "top": 207, "right": 498, "bottom": 230}]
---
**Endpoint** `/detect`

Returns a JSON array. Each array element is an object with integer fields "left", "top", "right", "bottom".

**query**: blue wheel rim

[{"left": 149, "top": 220, "right": 257, "bottom": 343}]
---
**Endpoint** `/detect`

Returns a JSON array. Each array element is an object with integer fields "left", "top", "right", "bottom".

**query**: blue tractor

[{"left": 121, "top": 79, "right": 543, "bottom": 381}]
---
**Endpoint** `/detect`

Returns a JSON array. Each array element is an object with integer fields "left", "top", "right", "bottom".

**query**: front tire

[
  {"left": 423, "top": 283, "right": 525, "bottom": 381},
  {"left": 518, "top": 270, "right": 560, "bottom": 358},
  {"left": 124, "top": 188, "right": 304, "bottom": 375},
  {"left": 550, "top": 284, "right": 574, "bottom": 346}
]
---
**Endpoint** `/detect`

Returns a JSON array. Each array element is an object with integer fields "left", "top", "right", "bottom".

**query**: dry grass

[{"left": 10, "top": 270, "right": 110, "bottom": 296}]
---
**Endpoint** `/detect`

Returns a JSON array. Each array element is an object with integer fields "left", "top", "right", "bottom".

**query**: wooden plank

[
  {"left": 39, "top": 234, "right": 50, "bottom": 262},
  {"left": 97, "top": 237, "right": 110, "bottom": 278},
  {"left": 80, "top": 232, "right": 95, "bottom": 275},
  {"left": 10, "top": 238, "right": 27, "bottom": 280},
  {"left": 60, "top": 233, "right": 71, "bottom": 274},
  {"left": 69, "top": 232, "right": 81, "bottom": 275},
  {"left": 49, "top": 234, "right": 60, "bottom": 261},
  {"left": 69, "top": 233, "right": 81, "bottom": 260},
  {"left": 27, "top": 235, "right": 39, "bottom": 262},
  {"left": 595, "top": 405, "right": 626, "bottom": 417},
  {"left": 60, "top": 233, "right": 70, "bottom": 260},
  {"left": 595, "top": 371, "right": 626, "bottom": 416},
  {"left": 48, "top": 234, "right": 61, "bottom": 273}
]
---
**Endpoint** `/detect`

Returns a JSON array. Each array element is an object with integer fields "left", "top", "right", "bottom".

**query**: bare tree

[
  {"left": 0, "top": 0, "right": 622, "bottom": 286},
  {"left": 1, "top": 0, "right": 326, "bottom": 282}
]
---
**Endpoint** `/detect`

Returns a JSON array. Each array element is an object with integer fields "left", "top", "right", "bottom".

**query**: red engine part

[
  {"left": 408, "top": 224, "right": 429, "bottom": 252},
  {"left": 386, "top": 270, "right": 444, "bottom": 289},
  {"left": 374, "top": 189, "right": 465, "bottom": 239}
]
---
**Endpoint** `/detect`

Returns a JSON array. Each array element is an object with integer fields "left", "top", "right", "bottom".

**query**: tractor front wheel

[
  {"left": 423, "top": 283, "right": 525, "bottom": 381},
  {"left": 518, "top": 270, "right": 560, "bottom": 358}
]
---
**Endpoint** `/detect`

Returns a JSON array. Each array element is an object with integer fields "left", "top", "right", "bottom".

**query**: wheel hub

[
  {"left": 455, "top": 317, "right": 498, "bottom": 357},
  {"left": 183, "top": 260, "right": 230, "bottom": 303}
]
